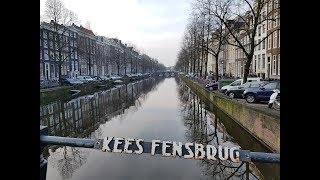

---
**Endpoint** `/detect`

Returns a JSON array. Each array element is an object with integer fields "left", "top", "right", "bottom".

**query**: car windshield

[
  {"left": 250, "top": 82, "right": 264, "bottom": 88},
  {"left": 240, "top": 82, "right": 250, "bottom": 88},
  {"left": 263, "top": 82, "right": 277, "bottom": 89},
  {"left": 230, "top": 80, "right": 241, "bottom": 86}
]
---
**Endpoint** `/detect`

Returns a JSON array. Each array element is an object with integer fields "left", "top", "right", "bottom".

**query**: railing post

[
  {"left": 246, "top": 162, "right": 249, "bottom": 180},
  {"left": 40, "top": 126, "right": 48, "bottom": 180}
]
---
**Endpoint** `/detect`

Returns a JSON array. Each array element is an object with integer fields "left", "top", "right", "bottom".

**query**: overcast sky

[{"left": 40, "top": 0, "right": 192, "bottom": 67}]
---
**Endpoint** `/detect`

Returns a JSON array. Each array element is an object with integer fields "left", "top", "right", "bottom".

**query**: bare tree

[
  {"left": 42, "top": 0, "right": 80, "bottom": 85},
  {"left": 209, "top": 0, "right": 279, "bottom": 83},
  {"left": 110, "top": 45, "right": 124, "bottom": 75},
  {"left": 194, "top": 0, "right": 230, "bottom": 81}
]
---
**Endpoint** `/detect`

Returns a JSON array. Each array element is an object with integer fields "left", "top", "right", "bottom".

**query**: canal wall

[
  {"left": 40, "top": 75, "right": 152, "bottom": 105},
  {"left": 40, "top": 81, "right": 114, "bottom": 105},
  {"left": 181, "top": 76, "right": 280, "bottom": 153}
]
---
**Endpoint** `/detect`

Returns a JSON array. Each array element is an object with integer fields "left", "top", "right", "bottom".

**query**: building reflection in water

[
  {"left": 40, "top": 78, "right": 165, "bottom": 179},
  {"left": 40, "top": 77, "right": 276, "bottom": 180},
  {"left": 176, "top": 80, "right": 264, "bottom": 180}
]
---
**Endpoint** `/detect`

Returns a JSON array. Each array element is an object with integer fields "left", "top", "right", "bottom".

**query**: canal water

[{"left": 40, "top": 77, "right": 280, "bottom": 180}]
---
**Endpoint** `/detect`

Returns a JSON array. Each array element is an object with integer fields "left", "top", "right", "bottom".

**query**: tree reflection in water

[
  {"left": 40, "top": 77, "right": 165, "bottom": 179},
  {"left": 176, "top": 80, "right": 264, "bottom": 180}
]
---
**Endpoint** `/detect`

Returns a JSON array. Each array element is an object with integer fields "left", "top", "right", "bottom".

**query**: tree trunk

[
  {"left": 243, "top": 56, "right": 252, "bottom": 83},
  {"left": 59, "top": 64, "right": 62, "bottom": 86},
  {"left": 215, "top": 54, "right": 219, "bottom": 81}
]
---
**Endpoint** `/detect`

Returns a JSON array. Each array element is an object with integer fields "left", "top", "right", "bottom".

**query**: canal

[{"left": 40, "top": 77, "right": 280, "bottom": 180}]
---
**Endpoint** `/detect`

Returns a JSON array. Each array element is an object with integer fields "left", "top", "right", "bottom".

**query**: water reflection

[
  {"left": 40, "top": 78, "right": 165, "bottom": 179},
  {"left": 40, "top": 77, "right": 279, "bottom": 180},
  {"left": 177, "top": 81, "right": 263, "bottom": 180},
  {"left": 40, "top": 78, "right": 164, "bottom": 138}
]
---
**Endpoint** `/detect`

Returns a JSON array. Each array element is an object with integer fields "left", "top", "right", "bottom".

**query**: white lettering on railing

[{"left": 101, "top": 137, "right": 240, "bottom": 162}]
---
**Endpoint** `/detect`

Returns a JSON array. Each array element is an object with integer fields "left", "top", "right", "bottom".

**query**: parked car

[
  {"left": 100, "top": 76, "right": 111, "bottom": 81},
  {"left": 205, "top": 81, "right": 219, "bottom": 90},
  {"left": 91, "top": 76, "right": 103, "bottom": 81},
  {"left": 220, "top": 77, "right": 262, "bottom": 94},
  {"left": 61, "top": 78, "right": 84, "bottom": 86},
  {"left": 76, "top": 76, "right": 95, "bottom": 83},
  {"left": 110, "top": 75, "right": 122, "bottom": 80},
  {"left": 242, "top": 81, "right": 280, "bottom": 103},
  {"left": 226, "top": 81, "right": 268, "bottom": 98}
]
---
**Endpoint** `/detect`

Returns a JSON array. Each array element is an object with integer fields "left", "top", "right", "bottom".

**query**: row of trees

[
  {"left": 41, "top": 0, "right": 166, "bottom": 85},
  {"left": 175, "top": 0, "right": 279, "bottom": 83}
]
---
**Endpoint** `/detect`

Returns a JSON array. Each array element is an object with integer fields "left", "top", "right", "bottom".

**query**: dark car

[
  {"left": 61, "top": 78, "right": 84, "bottom": 86},
  {"left": 205, "top": 81, "right": 219, "bottom": 90},
  {"left": 243, "top": 81, "right": 280, "bottom": 103},
  {"left": 226, "top": 81, "right": 268, "bottom": 98},
  {"left": 91, "top": 76, "right": 102, "bottom": 81}
]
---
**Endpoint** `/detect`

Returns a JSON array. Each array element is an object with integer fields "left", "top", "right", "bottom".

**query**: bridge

[
  {"left": 152, "top": 71, "right": 177, "bottom": 77},
  {"left": 40, "top": 126, "right": 280, "bottom": 180}
]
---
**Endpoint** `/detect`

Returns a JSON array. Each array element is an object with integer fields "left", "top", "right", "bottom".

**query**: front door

[{"left": 45, "top": 63, "right": 50, "bottom": 80}]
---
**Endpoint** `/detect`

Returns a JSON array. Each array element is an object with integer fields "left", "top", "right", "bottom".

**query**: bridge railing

[{"left": 40, "top": 126, "right": 279, "bottom": 180}]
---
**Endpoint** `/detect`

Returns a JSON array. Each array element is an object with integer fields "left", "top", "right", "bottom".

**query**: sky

[{"left": 40, "top": 0, "right": 192, "bottom": 67}]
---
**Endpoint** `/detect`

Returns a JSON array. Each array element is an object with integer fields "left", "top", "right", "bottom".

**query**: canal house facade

[{"left": 40, "top": 22, "right": 164, "bottom": 81}]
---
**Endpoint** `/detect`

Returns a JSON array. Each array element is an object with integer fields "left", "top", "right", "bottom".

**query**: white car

[
  {"left": 221, "top": 77, "right": 262, "bottom": 94},
  {"left": 110, "top": 75, "right": 123, "bottom": 80},
  {"left": 76, "top": 76, "right": 95, "bottom": 83}
]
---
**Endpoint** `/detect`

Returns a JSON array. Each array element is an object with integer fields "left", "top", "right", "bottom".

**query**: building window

[
  {"left": 262, "top": 54, "right": 265, "bottom": 69},
  {"left": 274, "top": 13, "right": 277, "bottom": 27},
  {"left": 272, "top": 55, "right": 276, "bottom": 75},
  {"left": 40, "top": 63, "right": 43, "bottom": 77},
  {"left": 49, "top": 41, "right": 53, "bottom": 49},
  {"left": 258, "top": 54, "right": 261, "bottom": 69},
  {"left": 269, "top": 35, "right": 272, "bottom": 49},
  {"left": 75, "top": 51, "right": 78, "bottom": 59},
  {"left": 268, "top": 0, "right": 273, "bottom": 13},
  {"left": 277, "top": 54, "right": 280, "bottom": 75},
  {"left": 254, "top": 59, "right": 257, "bottom": 73},
  {"left": 50, "top": 51, "right": 55, "bottom": 61},
  {"left": 273, "top": 31, "right": 277, "bottom": 48},
  {"left": 44, "top": 40, "right": 48, "bottom": 48},
  {"left": 262, "top": 24, "right": 265, "bottom": 33},
  {"left": 268, "top": 19, "right": 272, "bottom": 30},
  {"left": 43, "top": 31, "right": 47, "bottom": 39},
  {"left": 49, "top": 32, "right": 53, "bottom": 39},
  {"left": 262, "top": 39, "right": 265, "bottom": 49},
  {"left": 258, "top": 26, "right": 261, "bottom": 36},
  {"left": 71, "top": 61, "right": 74, "bottom": 71},
  {"left": 75, "top": 61, "right": 78, "bottom": 71},
  {"left": 278, "top": 30, "right": 280, "bottom": 47},
  {"left": 40, "top": 39, "right": 42, "bottom": 46},
  {"left": 258, "top": 39, "right": 261, "bottom": 50},
  {"left": 44, "top": 50, "right": 49, "bottom": 60},
  {"left": 40, "top": 49, "right": 42, "bottom": 59}
]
